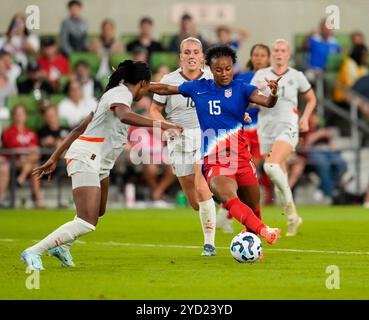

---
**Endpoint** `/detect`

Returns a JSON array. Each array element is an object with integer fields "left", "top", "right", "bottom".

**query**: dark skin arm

[
  {"left": 32, "top": 112, "right": 94, "bottom": 180},
  {"left": 148, "top": 82, "right": 180, "bottom": 95},
  {"left": 113, "top": 103, "right": 183, "bottom": 131},
  {"left": 250, "top": 77, "right": 281, "bottom": 108}
]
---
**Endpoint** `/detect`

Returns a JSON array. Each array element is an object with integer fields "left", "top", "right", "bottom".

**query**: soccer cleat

[
  {"left": 286, "top": 216, "right": 303, "bottom": 237},
  {"left": 216, "top": 208, "right": 234, "bottom": 234},
  {"left": 201, "top": 244, "right": 216, "bottom": 256},
  {"left": 259, "top": 227, "right": 281, "bottom": 245},
  {"left": 48, "top": 246, "right": 75, "bottom": 267},
  {"left": 21, "top": 250, "right": 44, "bottom": 270}
]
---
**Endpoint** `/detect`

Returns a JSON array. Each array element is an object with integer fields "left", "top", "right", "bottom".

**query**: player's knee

[{"left": 195, "top": 185, "right": 212, "bottom": 202}]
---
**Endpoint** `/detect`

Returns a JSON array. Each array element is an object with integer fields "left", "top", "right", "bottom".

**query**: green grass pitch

[{"left": 0, "top": 206, "right": 368, "bottom": 300}]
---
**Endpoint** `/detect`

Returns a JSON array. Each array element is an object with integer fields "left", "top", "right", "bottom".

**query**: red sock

[
  {"left": 224, "top": 197, "right": 265, "bottom": 234},
  {"left": 226, "top": 212, "right": 232, "bottom": 219},
  {"left": 253, "top": 206, "right": 262, "bottom": 220}
]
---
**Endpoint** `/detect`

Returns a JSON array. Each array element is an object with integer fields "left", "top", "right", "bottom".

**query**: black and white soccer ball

[{"left": 230, "top": 231, "right": 262, "bottom": 263}]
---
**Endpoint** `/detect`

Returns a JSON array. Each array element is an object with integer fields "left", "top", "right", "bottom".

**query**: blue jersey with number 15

[{"left": 178, "top": 79, "right": 257, "bottom": 157}]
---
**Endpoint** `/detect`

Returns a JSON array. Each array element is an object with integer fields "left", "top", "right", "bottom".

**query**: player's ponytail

[{"left": 104, "top": 60, "right": 151, "bottom": 93}]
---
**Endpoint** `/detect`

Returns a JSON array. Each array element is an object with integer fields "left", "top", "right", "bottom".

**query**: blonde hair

[
  {"left": 272, "top": 38, "right": 291, "bottom": 51},
  {"left": 180, "top": 37, "right": 203, "bottom": 53}
]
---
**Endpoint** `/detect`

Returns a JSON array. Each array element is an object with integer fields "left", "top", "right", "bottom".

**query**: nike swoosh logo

[{"left": 196, "top": 92, "right": 208, "bottom": 95}]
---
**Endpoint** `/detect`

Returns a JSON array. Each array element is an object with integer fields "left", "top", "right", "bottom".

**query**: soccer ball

[{"left": 230, "top": 231, "right": 262, "bottom": 263}]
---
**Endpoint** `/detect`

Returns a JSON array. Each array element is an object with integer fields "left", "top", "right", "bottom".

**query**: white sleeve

[
  {"left": 297, "top": 71, "right": 312, "bottom": 93},
  {"left": 108, "top": 89, "right": 133, "bottom": 109},
  {"left": 152, "top": 75, "right": 168, "bottom": 105}
]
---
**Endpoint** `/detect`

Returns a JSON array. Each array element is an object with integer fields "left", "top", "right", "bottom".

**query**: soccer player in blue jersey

[
  {"left": 149, "top": 45, "right": 281, "bottom": 245},
  {"left": 217, "top": 43, "right": 272, "bottom": 233}
]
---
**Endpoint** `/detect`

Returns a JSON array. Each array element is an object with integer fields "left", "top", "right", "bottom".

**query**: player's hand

[
  {"left": 265, "top": 76, "right": 282, "bottom": 95},
  {"left": 298, "top": 116, "right": 309, "bottom": 132},
  {"left": 244, "top": 112, "right": 252, "bottom": 124},
  {"left": 32, "top": 158, "right": 57, "bottom": 181}
]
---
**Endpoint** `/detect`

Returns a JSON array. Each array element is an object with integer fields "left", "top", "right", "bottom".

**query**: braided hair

[{"left": 104, "top": 60, "right": 151, "bottom": 93}]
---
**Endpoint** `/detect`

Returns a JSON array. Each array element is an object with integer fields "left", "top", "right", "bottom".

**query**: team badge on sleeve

[{"left": 225, "top": 88, "right": 232, "bottom": 98}]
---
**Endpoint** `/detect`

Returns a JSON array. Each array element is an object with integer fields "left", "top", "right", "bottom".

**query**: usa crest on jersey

[{"left": 225, "top": 88, "right": 232, "bottom": 98}]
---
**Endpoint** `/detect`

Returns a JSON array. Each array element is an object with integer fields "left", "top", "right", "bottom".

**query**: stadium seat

[
  {"left": 49, "top": 94, "right": 65, "bottom": 105},
  {"left": 324, "top": 71, "right": 338, "bottom": 96},
  {"left": 109, "top": 52, "right": 134, "bottom": 69},
  {"left": 335, "top": 33, "right": 351, "bottom": 53},
  {"left": 69, "top": 52, "right": 101, "bottom": 74},
  {"left": 325, "top": 53, "right": 345, "bottom": 72},
  {"left": 121, "top": 34, "right": 139, "bottom": 46},
  {"left": 160, "top": 33, "right": 174, "bottom": 50},
  {"left": 150, "top": 52, "right": 179, "bottom": 71},
  {"left": 293, "top": 33, "right": 308, "bottom": 52}
]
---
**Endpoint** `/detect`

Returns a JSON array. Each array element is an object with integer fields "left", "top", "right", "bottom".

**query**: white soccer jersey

[
  {"left": 251, "top": 67, "right": 311, "bottom": 138},
  {"left": 153, "top": 68, "right": 213, "bottom": 129},
  {"left": 65, "top": 84, "right": 133, "bottom": 172}
]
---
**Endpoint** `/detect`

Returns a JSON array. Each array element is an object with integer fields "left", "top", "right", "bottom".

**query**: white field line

[{"left": 2, "top": 238, "right": 369, "bottom": 256}]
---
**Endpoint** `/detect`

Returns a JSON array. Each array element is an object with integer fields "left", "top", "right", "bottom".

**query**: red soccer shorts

[
  {"left": 204, "top": 153, "right": 258, "bottom": 187},
  {"left": 244, "top": 129, "right": 262, "bottom": 159}
]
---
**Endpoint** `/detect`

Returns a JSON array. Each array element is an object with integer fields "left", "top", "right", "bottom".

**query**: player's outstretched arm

[
  {"left": 32, "top": 112, "right": 94, "bottom": 180},
  {"left": 114, "top": 103, "right": 183, "bottom": 132},
  {"left": 149, "top": 82, "right": 180, "bottom": 95},
  {"left": 250, "top": 77, "right": 281, "bottom": 108}
]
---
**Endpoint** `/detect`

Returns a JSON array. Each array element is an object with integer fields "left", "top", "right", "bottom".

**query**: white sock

[
  {"left": 199, "top": 198, "right": 216, "bottom": 246},
  {"left": 264, "top": 162, "right": 298, "bottom": 220},
  {"left": 27, "top": 217, "right": 96, "bottom": 255}
]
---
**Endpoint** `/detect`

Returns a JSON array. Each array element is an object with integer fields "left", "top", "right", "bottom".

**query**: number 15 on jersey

[{"left": 209, "top": 100, "right": 221, "bottom": 115}]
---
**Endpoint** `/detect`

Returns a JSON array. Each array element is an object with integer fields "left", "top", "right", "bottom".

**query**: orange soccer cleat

[{"left": 259, "top": 227, "right": 281, "bottom": 245}]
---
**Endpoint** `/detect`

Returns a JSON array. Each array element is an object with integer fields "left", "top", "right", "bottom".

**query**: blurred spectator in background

[
  {"left": 352, "top": 75, "right": 369, "bottom": 100},
  {"left": 60, "top": 0, "right": 88, "bottom": 56},
  {"left": 304, "top": 19, "right": 341, "bottom": 70},
  {"left": 1, "top": 105, "right": 43, "bottom": 207},
  {"left": 0, "top": 142, "right": 10, "bottom": 207},
  {"left": 132, "top": 46, "right": 149, "bottom": 63},
  {"left": 305, "top": 112, "right": 347, "bottom": 204},
  {"left": 333, "top": 44, "right": 368, "bottom": 106},
  {"left": 350, "top": 31, "right": 365, "bottom": 46},
  {"left": 17, "top": 60, "right": 55, "bottom": 98},
  {"left": 127, "top": 95, "right": 175, "bottom": 202},
  {"left": 152, "top": 64, "right": 170, "bottom": 82},
  {"left": 89, "top": 19, "right": 124, "bottom": 79},
  {"left": 74, "top": 60, "right": 103, "bottom": 99},
  {"left": 0, "top": 49, "right": 21, "bottom": 87},
  {"left": 286, "top": 153, "right": 307, "bottom": 191},
  {"left": 58, "top": 79, "right": 96, "bottom": 128},
  {"left": 37, "top": 37, "right": 71, "bottom": 91},
  {"left": 0, "top": 58, "right": 17, "bottom": 108},
  {"left": 0, "top": 14, "right": 40, "bottom": 69},
  {"left": 364, "top": 186, "right": 369, "bottom": 208},
  {"left": 127, "top": 17, "right": 163, "bottom": 59},
  {"left": 168, "top": 14, "right": 208, "bottom": 53},
  {"left": 215, "top": 25, "right": 248, "bottom": 72},
  {"left": 38, "top": 106, "right": 69, "bottom": 160}
]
